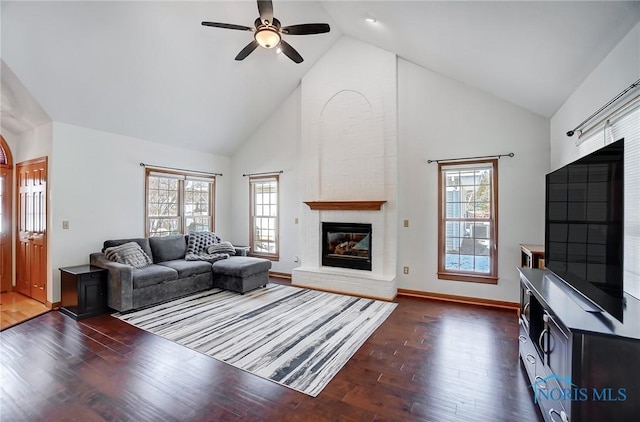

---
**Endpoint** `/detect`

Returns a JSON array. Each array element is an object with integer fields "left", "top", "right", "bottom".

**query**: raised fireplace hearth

[{"left": 322, "top": 222, "right": 372, "bottom": 271}]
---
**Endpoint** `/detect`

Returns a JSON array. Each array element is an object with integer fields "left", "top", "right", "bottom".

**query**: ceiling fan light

[{"left": 255, "top": 28, "right": 281, "bottom": 49}]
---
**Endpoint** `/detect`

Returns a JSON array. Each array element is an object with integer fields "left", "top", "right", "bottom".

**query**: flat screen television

[{"left": 545, "top": 138, "right": 624, "bottom": 322}]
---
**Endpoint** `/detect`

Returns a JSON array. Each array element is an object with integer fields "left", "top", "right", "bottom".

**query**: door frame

[{"left": 0, "top": 135, "right": 13, "bottom": 293}]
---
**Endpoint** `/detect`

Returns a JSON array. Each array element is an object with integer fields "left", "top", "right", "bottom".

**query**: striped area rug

[{"left": 114, "top": 283, "right": 397, "bottom": 396}]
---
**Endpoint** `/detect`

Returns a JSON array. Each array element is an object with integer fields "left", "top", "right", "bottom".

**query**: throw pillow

[
  {"left": 187, "top": 231, "right": 222, "bottom": 255},
  {"left": 105, "top": 242, "right": 152, "bottom": 268},
  {"left": 207, "top": 241, "right": 236, "bottom": 255}
]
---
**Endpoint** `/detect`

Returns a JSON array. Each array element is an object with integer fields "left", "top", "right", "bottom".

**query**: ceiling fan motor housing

[{"left": 254, "top": 17, "right": 281, "bottom": 49}]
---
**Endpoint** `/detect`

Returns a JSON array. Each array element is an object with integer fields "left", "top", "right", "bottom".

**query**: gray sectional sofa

[{"left": 89, "top": 234, "right": 271, "bottom": 312}]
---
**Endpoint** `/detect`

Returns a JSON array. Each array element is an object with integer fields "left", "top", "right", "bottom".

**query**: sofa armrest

[
  {"left": 234, "top": 247, "right": 249, "bottom": 257},
  {"left": 90, "top": 252, "right": 134, "bottom": 312}
]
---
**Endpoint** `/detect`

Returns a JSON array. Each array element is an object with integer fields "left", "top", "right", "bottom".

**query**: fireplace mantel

[{"left": 304, "top": 201, "right": 387, "bottom": 211}]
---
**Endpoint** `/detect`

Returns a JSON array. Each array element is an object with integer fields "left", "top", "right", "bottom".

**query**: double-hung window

[
  {"left": 438, "top": 159, "right": 498, "bottom": 283},
  {"left": 249, "top": 175, "right": 279, "bottom": 260},
  {"left": 145, "top": 169, "right": 215, "bottom": 237}
]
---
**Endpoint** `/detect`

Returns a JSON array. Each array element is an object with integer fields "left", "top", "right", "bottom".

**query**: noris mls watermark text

[{"left": 532, "top": 374, "right": 627, "bottom": 403}]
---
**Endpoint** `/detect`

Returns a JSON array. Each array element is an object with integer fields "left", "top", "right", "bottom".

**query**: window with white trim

[
  {"left": 249, "top": 175, "right": 279, "bottom": 260},
  {"left": 438, "top": 159, "right": 498, "bottom": 283},
  {"left": 145, "top": 169, "right": 215, "bottom": 237}
]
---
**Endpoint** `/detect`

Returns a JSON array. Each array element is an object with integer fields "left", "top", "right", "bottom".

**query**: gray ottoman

[{"left": 212, "top": 256, "right": 271, "bottom": 294}]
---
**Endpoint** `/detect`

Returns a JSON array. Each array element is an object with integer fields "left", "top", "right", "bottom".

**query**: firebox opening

[{"left": 322, "top": 222, "right": 372, "bottom": 271}]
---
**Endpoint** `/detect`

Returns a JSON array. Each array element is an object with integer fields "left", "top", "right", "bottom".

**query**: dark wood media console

[{"left": 518, "top": 268, "right": 640, "bottom": 422}]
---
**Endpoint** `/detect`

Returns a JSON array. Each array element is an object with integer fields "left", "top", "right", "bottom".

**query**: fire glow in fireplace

[{"left": 322, "top": 222, "right": 372, "bottom": 271}]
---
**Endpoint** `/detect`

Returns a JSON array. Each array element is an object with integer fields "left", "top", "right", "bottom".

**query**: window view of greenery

[
  {"left": 443, "top": 166, "right": 493, "bottom": 273},
  {"left": 251, "top": 178, "right": 278, "bottom": 256},
  {"left": 147, "top": 173, "right": 214, "bottom": 237}
]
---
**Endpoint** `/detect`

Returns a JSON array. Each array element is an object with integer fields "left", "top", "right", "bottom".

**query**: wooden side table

[
  {"left": 59, "top": 265, "right": 108, "bottom": 320},
  {"left": 519, "top": 244, "right": 545, "bottom": 269}
]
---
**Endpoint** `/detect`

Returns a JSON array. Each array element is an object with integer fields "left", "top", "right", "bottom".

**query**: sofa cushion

[
  {"left": 132, "top": 264, "right": 179, "bottom": 289},
  {"left": 104, "top": 238, "right": 153, "bottom": 260},
  {"left": 104, "top": 242, "right": 152, "bottom": 268},
  {"left": 157, "top": 260, "right": 212, "bottom": 278},
  {"left": 149, "top": 235, "right": 187, "bottom": 263},
  {"left": 212, "top": 256, "right": 271, "bottom": 277}
]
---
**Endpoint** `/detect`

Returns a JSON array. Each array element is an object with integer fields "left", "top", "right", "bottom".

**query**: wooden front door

[
  {"left": 16, "top": 157, "right": 48, "bottom": 304},
  {"left": 0, "top": 136, "right": 13, "bottom": 293}
]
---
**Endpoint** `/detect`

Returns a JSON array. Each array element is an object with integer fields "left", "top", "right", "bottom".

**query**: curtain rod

[
  {"left": 427, "top": 153, "right": 514, "bottom": 164},
  {"left": 139, "top": 162, "right": 223, "bottom": 176},
  {"left": 567, "top": 78, "right": 640, "bottom": 137},
  {"left": 575, "top": 93, "right": 640, "bottom": 146},
  {"left": 242, "top": 170, "right": 284, "bottom": 177}
]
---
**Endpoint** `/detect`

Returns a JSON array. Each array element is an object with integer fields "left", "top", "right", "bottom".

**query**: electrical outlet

[
  {"left": 294, "top": 256, "right": 299, "bottom": 263},
  {"left": 294, "top": 217, "right": 299, "bottom": 224},
  {"left": 403, "top": 266, "right": 409, "bottom": 274},
  {"left": 62, "top": 221, "right": 70, "bottom": 229},
  {"left": 403, "top": 219, "right": 409, "bottom": 227}
]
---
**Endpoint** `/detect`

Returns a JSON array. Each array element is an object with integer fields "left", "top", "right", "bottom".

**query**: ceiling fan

[{"left": 201, "top": 0, "right": 330, "bottom": 64}]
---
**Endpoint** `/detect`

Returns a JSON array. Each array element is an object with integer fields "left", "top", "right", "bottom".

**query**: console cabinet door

[
  {"left": 546, "top": 314, "right": 571, "bottom": 420},
  {"left": 520, "top": 278, "right": 533, "bottom": 332},
  {"left": 546, "top": 314, "right": 570, "bottom": 381},
  {"left": 79, "top": 273, "right": 107, "bottom": 316}
]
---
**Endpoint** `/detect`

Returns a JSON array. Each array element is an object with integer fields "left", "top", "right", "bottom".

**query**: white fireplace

[{"left": 292, "top": 38, "right": 397, "bottom": 300}]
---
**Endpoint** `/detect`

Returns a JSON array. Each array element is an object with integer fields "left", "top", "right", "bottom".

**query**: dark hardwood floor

[{"left": 0, "top": 280, "right": 542, "bottom": 421}]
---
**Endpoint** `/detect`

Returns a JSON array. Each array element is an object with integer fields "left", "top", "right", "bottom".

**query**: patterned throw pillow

[
  {"left": 187, "top": 231, "right": 222, "bottom": 255},
  {"left": 105, "top": 242, "right": 152, "bottom": 268},
  {"left": 207, "top": 241, "right": 236, "bottom": 255}
]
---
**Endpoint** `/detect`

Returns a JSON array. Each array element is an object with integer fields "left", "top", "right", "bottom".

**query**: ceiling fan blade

[
  {"left": 279, "top": 40, "right": 303, "bottom": 64},
  {"left": 257, "top": 0, "right": 274, "bottom": 25},
  {"left": 281, "top": 23, "right": 330, "bottom": 35},
  {"left": 235, "top": 40, "right": 259, "bottom": 61},
  {"left": 202, "top": 22, "right": 253, "bottom": 31}
]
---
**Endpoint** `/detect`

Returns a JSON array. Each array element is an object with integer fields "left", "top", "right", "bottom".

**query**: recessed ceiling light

[{"left": 364, "top": 13, "right": 377, "bottom": 24}]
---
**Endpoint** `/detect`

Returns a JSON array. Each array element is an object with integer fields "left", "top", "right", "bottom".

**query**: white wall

[
  {"left": 229, "top": 87, "right": 301, "bottom": 274},
  {"left": 12, "top": 121, "right": 53, "bottom": 162},
  {"left": 550, "top": 23, "right": 640, "bottom": 170},
  {"left": 2, "top": 130, "right": 20, "bottom": 158},
  {"left": 231, "top": 37, "right": 550, "bottom": 303},
  {"left": 397, "top": 59, "right": 550, "bottom": 303},
  {"left": 49, "top": 122, "right": 231, "bottom": 303},
  {"left": 550, "top": 23, "right": 640, "bottom": 301}
]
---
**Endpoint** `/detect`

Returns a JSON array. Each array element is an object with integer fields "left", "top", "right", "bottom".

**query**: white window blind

[{"left": 616, "top": 104, "right": 640, "bottom": 300}]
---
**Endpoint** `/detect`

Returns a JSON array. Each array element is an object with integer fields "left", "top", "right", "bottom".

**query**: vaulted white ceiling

[{"left": 2, "top": 1, "right": 639, "bottom": 156}]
